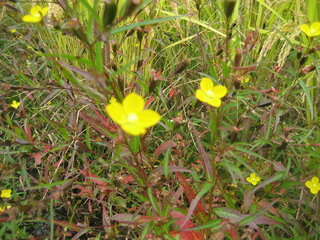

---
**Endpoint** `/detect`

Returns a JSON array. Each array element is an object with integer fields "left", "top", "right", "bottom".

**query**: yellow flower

[
  {"left": 105, "top": 93, "right": 161, "bottom": 136},
  {"left": 305, "top": 177, "right": 320, "bottom": 194},
  {"left": 240, "top": 77, "right": 250, "bottom": 83},
  {"left": 246, "top": 173, "right": 261, "bottom": 186},
  {"left": 22, "top": 6, "right": 49, "bottom": 23},
  {"left": 195, "top": 78, "right": 227, "bottom": 107},
  {"left": 1, "top": 189, "right": 12, "bottom": 198},
  {"left": 0, "top": 205, "right": 11, "bottom": 212},
  {"left": 300, "top": 22, "right": 320, "bottom": 37},
  {"left": 10, "top": 29, "right": 17, "bottom": 33},
  {"left": 10, "top": 100, "right": 20, "bottom": 109}
]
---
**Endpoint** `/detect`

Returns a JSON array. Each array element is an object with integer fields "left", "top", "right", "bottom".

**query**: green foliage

[{"left": 1, "top": 0, "right": 320, "bottom": 239}]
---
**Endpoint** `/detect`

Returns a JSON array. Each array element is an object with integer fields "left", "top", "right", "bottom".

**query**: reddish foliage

[
  {"left": 24, "top": 121, "right": 33, "bottom": 143},
  {"left": 229, "top": 227, "right": 239, "bottom": 240},
  {"left": 170, "top": 211, "right": 203, "bottom": 240},
  {"left": 154, "top": 140, "right": 176, "bottom": 159},
  {"left": 81, "top": 168, "right": 108, "bottom": 186},
  {"left": 175, "top": 172, "right": 206, "bottom": 216},
  {"left": 31, "top": 152, "right": 42, "bottom": 165},
  {"left": 145, "top": 95, "right": 155, "bottom": 108}
]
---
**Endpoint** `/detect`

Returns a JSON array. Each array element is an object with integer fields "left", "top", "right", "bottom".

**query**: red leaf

[
  {"left": 88, "top": 200, "right": 92, "bottom": 213},
  {"left": 43, "top": 144, "right": 51, "bottom": 153},
  {"left": 93, "top": 108, "right": 118, "bottom": 132},
  {"left": 154, "top": 140, "right": 176, "bottom": 159},
  {"left": 124, "top": 175, "right": 134, "bottom": 184},
  {"left": 24, "top": 120, "right": 33, "bottom": 143},
  {"left": 31, "top": 152, "right": 42, "bottom": 165},
  {"left": 145, "top": 95, "right": 155, "bottom": 108},
  {"left": 169, "top": 87, "right": 176, "bottom": 98},
  {"left": 229, "top": 227, "right": 238, "bottom": 240},
  {"left": 53, "top": 220, "right": 83, "bottom": 231},
  {"left": 151, "top": 166, "right": 194, "bottom": 176},
  {"left": 193, "top": 130, "right": 212, "bottom": 177},
  {"left": 81, "top": 169, "right": 108, "bottom": 186},
  {"left": 79, "top": 111, "right": 117, "bottom": 137},
  {"left": 170, "top": 211, "right": 203, "bottom": 240},
  {"left": 175, "top": 172, "right": 206, "bottom": 216}
]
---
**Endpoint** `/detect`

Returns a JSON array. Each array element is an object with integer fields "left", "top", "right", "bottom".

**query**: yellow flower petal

[
  {"left": 246, "top": 173, "right": 261, "bottom": 185},
  {"left": 305, "top": 180, "right": 313, "bottom": 188},
  {"left": 106, "top": 93, "right": 160, "bottom": 136},
  {"left": 301, "top": 22, "right": 320, "bottom": 37},
  {"left": 10, "top": 100, "right": 20, "bottom": 109},
  {"left": 122, "top": 124, "right": 146, "bottom": 136},
  {"left": 311, "top": 177, "right": 319, "bottom": 184},
  {"left": 30, "top": 6, "right": 42, "bottom": 15},
  {"left": 246, "top": 177, "right": 253, "bottom": 184},
  {"left": 207, "top": 97, "right": 221, "bottom": 107},
  {"left": 213, "top": 85, "right": 228, "bottom": 98},
  {"left": 195, "top": 89, "right": 209, "bottom": 103},
  {"left": 40, "top": 7, "right": 49, "bottom": 16},
  {"left": 1, "top": 189, "right": 11, "bottom": 198},
  {"left": 139, "top": 110, "right": 161, "bottom": 128},
  {"left": 23, "top": 6, "right": 48, "bottom": 23},
  {"left": 310, "top": 22, "right": 320, "bottom": 35},
  {"left": 300, "top": 24, "right": 310, "bottom": 35},
  {"left": 22, "top": 15, "right": 42, "bottom": 23},
  {"left": 105, "top": 102, "right": 127, "bottom": 125},
  {"left": 123, "top": 93, "right": 145, "bottom": 113},
  {"left": 241, "top": 77, "right": 250, "bottom": 83},
  {"left": 200, "top": 78, "right": 213, "bottom": 91},
  {"left": 310, "top": 187, "right": 319, "bottom": 194}
]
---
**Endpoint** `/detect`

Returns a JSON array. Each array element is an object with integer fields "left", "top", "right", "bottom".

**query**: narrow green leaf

[
  {"left": 95, "top": 41, "right": 104, "bottom": 73},
  {"left": 187, "top": 219, "right": 222, "bottom": 231},
  {"left": 147, "top": 187, "right": 158, "bottom": 212},
  {"left": 306, "top": 0, "right": 318, "bottom": 22},
  {"left": 163, "top": 148, "right": 171, "bottom": 178},
  {"left": 229, "top": 151, "right": 256, "bottom": 174},
  {"left": 299, "top": 80, "right": 314, "bottom": 121},
  {"left": 130, "top": 136, "right": 140, "bottom": 154},
  {"left": 111, "top": 16, "right": 183, "bottom": 35},
  {"left": 29, "top": 180, "right": 72, "bottom": 190}
]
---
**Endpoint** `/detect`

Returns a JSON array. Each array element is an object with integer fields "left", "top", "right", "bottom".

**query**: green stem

[
  {"left": 208, "top": 107, "right": 220, "bottom": 218},
  {"left": 50, "top": 198, "right": 54, "bottom": 240},
  {"left": 124, "top": 134, "right": 147, "bottom": 185}
]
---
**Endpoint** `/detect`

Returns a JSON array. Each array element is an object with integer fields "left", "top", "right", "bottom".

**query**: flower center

[
  {"left": 128, "top": 113, "right": 138, "bottom": 122},
  {"left": 206, "top": 89, "right": 215, "bottom": 97}
]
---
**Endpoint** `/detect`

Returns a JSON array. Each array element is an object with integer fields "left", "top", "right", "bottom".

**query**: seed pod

[{"left": 103, "top": 0, "right": 118, "bottom": 28}]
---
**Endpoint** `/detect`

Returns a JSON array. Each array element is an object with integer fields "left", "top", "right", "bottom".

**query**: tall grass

[{"left": 1, "top": 0, "right": 320, "bottom": 239}]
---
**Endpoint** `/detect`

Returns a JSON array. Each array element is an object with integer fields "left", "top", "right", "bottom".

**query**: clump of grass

[{"left": 1, "top": 0, "right": 320, "bottom": 239}]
